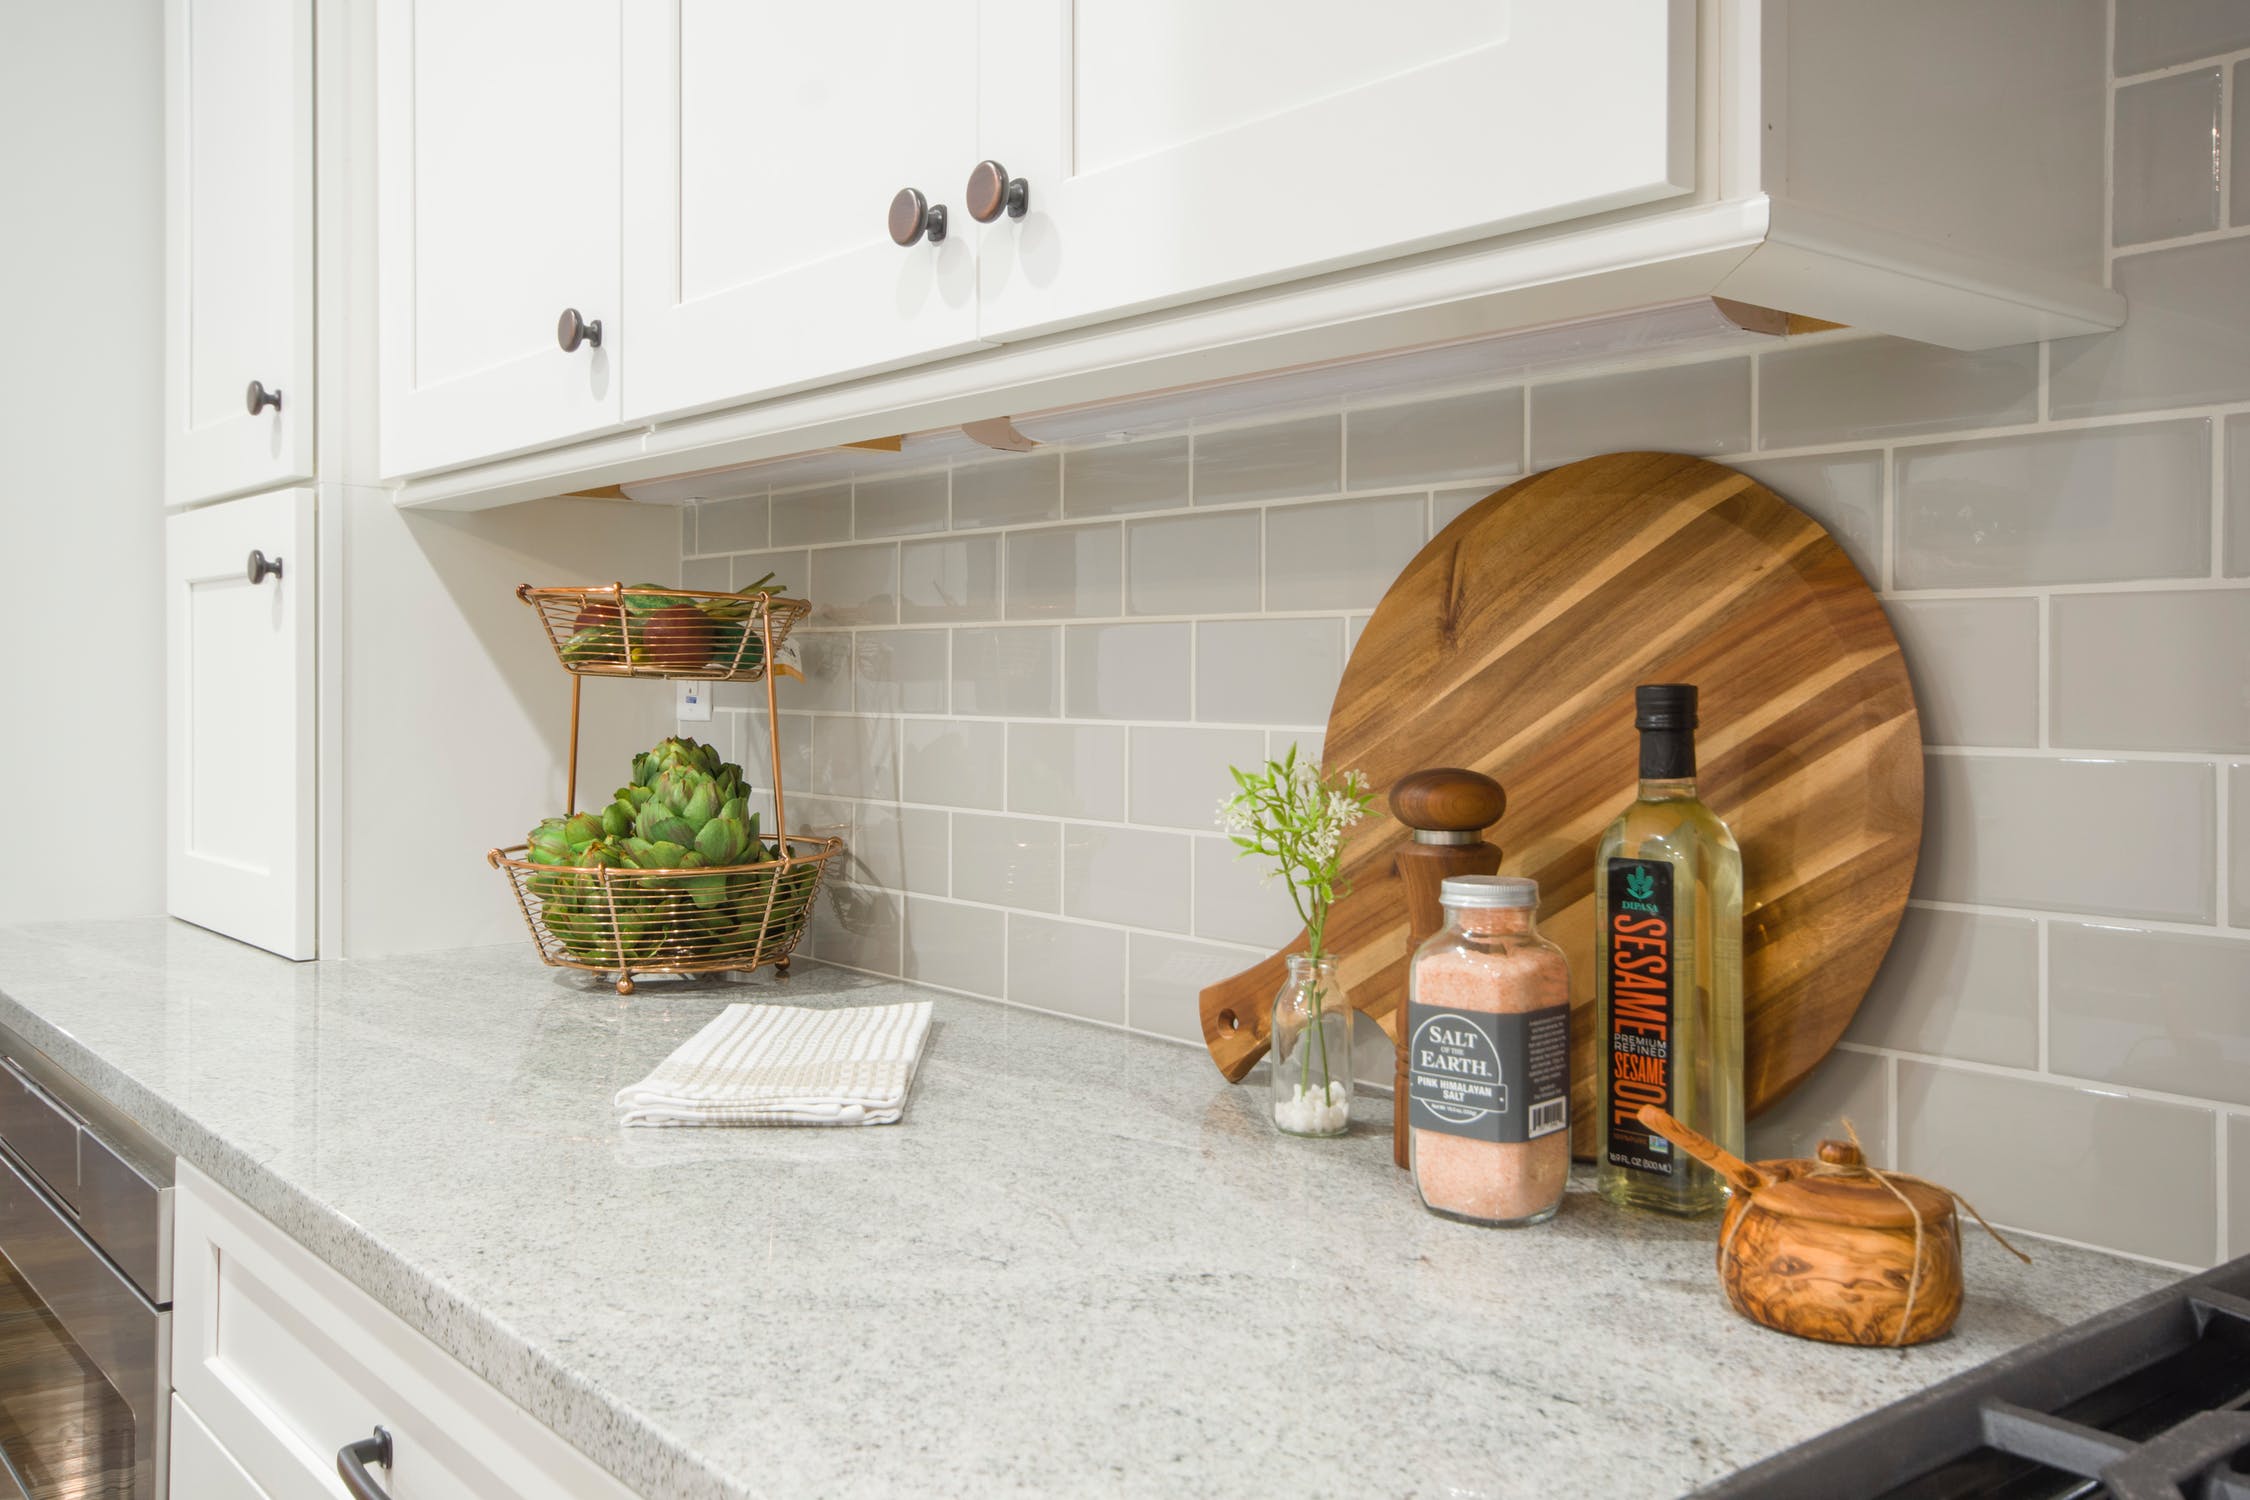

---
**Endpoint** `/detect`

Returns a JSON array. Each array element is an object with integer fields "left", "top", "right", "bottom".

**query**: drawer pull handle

[
  {"left": 888, "top": 186, "right": 946, "bottom": 246},
  {"left": 337, "top": 1425, "right": 394, "bottom": 1499},
  {"left": 556, "top": 307, "right": 603, "bottom": 352},
  {"left": 964, "top": 159, "right": 1029, "bottom": 222},
  {"left": 244, "top": 380, "right": 283, "bottom": 416}
]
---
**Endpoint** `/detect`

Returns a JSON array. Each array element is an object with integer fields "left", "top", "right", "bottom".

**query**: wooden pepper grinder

[{"left": 1388, "top": 767, "right": 1506, "bottom": 1169}]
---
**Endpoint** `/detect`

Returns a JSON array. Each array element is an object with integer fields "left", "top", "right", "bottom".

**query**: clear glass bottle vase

[{"left": 1270, "top": 953, "right": 1352, "bottom": 1137}]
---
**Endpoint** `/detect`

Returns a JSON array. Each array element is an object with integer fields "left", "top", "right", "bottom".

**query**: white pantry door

[
  {"left": 164, "top": 0, "right": 314, "bottom": 507},
  {"left": 166, "top": 490, "right": 316, "bottom": 960},
  {"left": 975, "top": 0, "right": 1697, "bottom": 341},
  {"left": 620, "top": 1, "right": 986, "bottom": 422},
  {"left": 376, "top": 0, "right": 624, "bottom": 478}
]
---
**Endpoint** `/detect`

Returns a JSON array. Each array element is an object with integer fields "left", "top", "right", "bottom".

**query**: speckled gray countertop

[{"left": 0, "top": 920, "right": 2176, "bottom": 1499}]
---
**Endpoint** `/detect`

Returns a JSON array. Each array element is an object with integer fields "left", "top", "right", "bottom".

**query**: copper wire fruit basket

[{"left": 516, "top": 582, "right": 812, "bottom": 680}]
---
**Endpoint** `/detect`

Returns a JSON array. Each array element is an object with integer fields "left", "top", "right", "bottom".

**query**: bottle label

[
  {"left": 1605, "top": 858, "right": 1676, "bottom": 1177},
  {"left": 1406, "top": 1001, "right": 1569, "bottom": 1144}
]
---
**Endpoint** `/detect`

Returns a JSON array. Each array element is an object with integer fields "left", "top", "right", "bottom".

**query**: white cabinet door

[
  {"left": 620, "top": 1, "right": 985, "bottom": 422},
  {"left": 174, "top": 1394, "right": 275, "bottom": 1500},
  {"left": 166, "top": 489, "right": 315, "bottom": 961},
  {"left": 376, "top": 0, "right": 623, "bottom": 479},
  {"left": 164, "top": 0, "right": 314, "bottom": 507},
  {"left": 975, "top": 0, "right": 1696, "bottom": 341}
]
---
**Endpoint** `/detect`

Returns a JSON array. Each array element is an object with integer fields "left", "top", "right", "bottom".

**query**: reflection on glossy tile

[
  {"left": 2050, "top": 923, "right": 2250, "bottom": 1106},
  {"left": 1845, "top": 908, "right": 2039, "bottom": 1067},
  {"left": 1434, "top": 485, "right": 1496, "bottom": 532},
  {"left": 900, "top": 718, "right": 1003, "bottom": 809},
  {"left": 1736, "top": 451, "right": 1883, "bottom": 585},
  {"left": 2114, "top": 0, "right": 2250, "bottom": 74},
  {"left": 1894, "top": 421, "right": 2210, "bottom": 587},
  {"left": 1531, "top": 359, "right": 1751, "bottom": 467},
  {"left": 898, "top": 535, "right": 999, "bottom": 624},
  {"left": 1004, "top": 523, "right": 1123, "bottom": 620},
  {"left": 1128, "top": 726, "right": 1265, "bottom": 829},
  {"left": 952, "top": 452, "right": 1061, "bottom": 529},
  {"left": 2225, "top": 415, "right": 2250, "bottom": 576},
  {"left": 1747, "top": 1050, "right": 1889, "bottom": 1166},
  {"left": 1192, "top": 835, "right": 1299, "bottom": 948},
  {"left": 1883, "top": 598, "right": 2039, "bottom": 747},
  {"left": 953, "top": 814, "right": 1061, "bottom": 912},
  {"left": 730, "top": 549, "right": 807, "bottom": 597},
  {"left": 1265, "top": 493, "right": 1426, "bottom": 611},
  {"left": 2231, "top": 763, "right": 2248, "bottom": 925},
  {"left": 1008, "top": 723, "right": 1125, "bottom": 819},
  {"left": 2053, "top": 590, "right": 2250, "bottom": 751},
  {"left": 1760, "top": 338, "right": 2038, "bottom": 449},
  {"left": 854, "top": 629, "right": 947, "bottom": 715},
  {"left": 808, "top": 715, "right": 897, "bottom": 800},
  {"left": 852, "top": 803, "right": 948, "bottom": 896},
  {"left": 901, "top": 896, "right": 1003, "bottom": 996},
  {"left": 771, "top": 484, "right": 853, "bottom": 545},
  {"left": 1916, "top": 754, "right": 2215, "bottom": 921},
  {"left": 1130, "top": 933, "right": 1252, "bottom": 1042},
  {"left": 774, "top": 631, "right": 853, "bottom": 713},
  {"left": 2237, "top": 63, "right": 2250, "bottom": 228},
  {"left": 808, "top": 543, "right": 899, "bottom": 626},
  {"left": 2231, "top": 1114, "right": 2249, "bottom": 1258},
  {"left": 854, "top": 472, "right": 950, "bottom": 538},
  {"left": 2050, "top": 238, "right": 2250, "bottom": 417},
  {"left": 1193, "top": 416, "right": 1340, "bottom": 506},
  {"left": 1346, "top": 387, "right": 1524, "bottom": 488},
  {"left": 681, "top": 556, "right": 729, "bottom": 591},
  {"left": 693, "top": 495, "right": 768, "bottom": 554},
  {"left": 1064, "top": 436, "right": 1189, "bottom": 517},
  {"left": 950, "top": 626, "right": 1060, "bottom": 717},
  {"left": 1007, "top": 914, "right": 1126, "bottom": 1023},
  {"left": 1063, "top": 824, "right": 1191, "bottom": 932},
  {"left": 737, "top": 709, "right": 811, "bottom": 790},
  {"left": 1195, "top": 618, "right": 1344, "bottom": 726},
  {"left": 775, "top": 793, "right": 851, "bottom": 842},
  {"left": 1897, "top": 1060, "right": 2216, "bottom": 1265},
  {"left": 806, "top": 882, "right": 902, "bottom": 975},
  {"left": 1126, "top": 511, "right": 1261, "bottom": 616},
  {"left": 2113, "top": 70, "right": 2223, "bottom": 246},
  {"left": 1063, "top": 623, "right": 1191, "bottom": 721}
]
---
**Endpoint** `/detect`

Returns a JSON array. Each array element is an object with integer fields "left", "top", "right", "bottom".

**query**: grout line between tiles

[
  {"left": 2036, "top": 919, "right": 2051, "bottom": 1073},
  {"left": 2217, "top": 1112, "right": 2232, "bottom": 1263}
]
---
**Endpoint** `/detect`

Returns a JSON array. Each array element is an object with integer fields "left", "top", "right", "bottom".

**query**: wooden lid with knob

[{"left": 1388, "top": 767, "right": 1505, "bottom": 836}]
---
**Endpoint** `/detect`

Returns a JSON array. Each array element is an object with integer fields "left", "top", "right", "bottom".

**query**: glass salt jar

[{"left": 1406, "top": 876, "right": 1572, "bottom": 1226}]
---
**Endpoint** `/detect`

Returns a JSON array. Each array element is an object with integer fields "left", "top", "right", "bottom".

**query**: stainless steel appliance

[{"left": 0, "top": 1023, "right": 171, "bottom": 1499}]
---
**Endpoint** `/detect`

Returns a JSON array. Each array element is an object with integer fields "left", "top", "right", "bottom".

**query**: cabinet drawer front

[
  {"left": 172, "top": 1163, "right": 637, "bottom": 1500},
  {"left": 174, "top": 1394, "right": 276, "bottom": 1500}
]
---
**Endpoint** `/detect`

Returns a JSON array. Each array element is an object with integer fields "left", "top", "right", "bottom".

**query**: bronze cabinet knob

[
  {"left": 888, "top": 187, "right": 946, "bottom": 246},
  {"left": 246, "top": 549, "right": 283, "bottom": 586},
  {"left": 964, "top": 159, "right": 1029, "bottom": 223},
  {"left": 556, "top": 308, "right": 603, "bottom": 352},
  {"left": 245, "top": 380, "right": 282, "bottom": 416}
]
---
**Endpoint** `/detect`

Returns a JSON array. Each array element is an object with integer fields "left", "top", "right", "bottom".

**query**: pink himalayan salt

[{"left": 1410, "top": 903, "right": 1572, "bottom": 1225}]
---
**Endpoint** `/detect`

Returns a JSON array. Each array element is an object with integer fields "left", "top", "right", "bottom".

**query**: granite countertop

[{"left": 0, "top": 920, "right": 2176, "bottom": 1499}]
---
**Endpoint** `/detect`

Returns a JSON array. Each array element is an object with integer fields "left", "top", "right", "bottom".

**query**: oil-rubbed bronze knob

[
  {"left": 245, "top": 380, "right": 282, "bottom": 416},
  {"left": 888, "top": 187, "right": 946, "bottom": 246},
  {"left": 964, "top": 159, "right": 1029, "bottom": 223},
  {"left": 246, "top": 549, "right": 283, "bottom": 585},
  {"left": 556, "top": 308, "right": 602, "bottom": 352}
]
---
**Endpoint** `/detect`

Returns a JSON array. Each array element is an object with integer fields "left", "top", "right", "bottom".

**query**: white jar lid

[{"left": 1439, "top": 875, "right": 1538, "bottom": 908}]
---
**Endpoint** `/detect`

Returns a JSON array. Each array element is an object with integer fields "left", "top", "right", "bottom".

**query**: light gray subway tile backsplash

[
  {"left": 852, "top": 803, "right": 948, "bottom": 897},
  {"left": 1433, "top": 485, "right": 1493, "bottom": 532},
  {"left": 1064, "top": 436, "right": 1190, "bottom": 517},
  {"left": 1883, "top": 598, "right": 2040, "bottom": 747},
  {"left": 2048, "top": 922, "right": 2250, "bottom": 1106},
  {"left": 693, "top": 495, "right": 768, "bottom": 554},
  {"left": 2236, "top": 62, "right": 2250, "bottom": 228},
  {"left": 1194, "top": 618, "right": 1343, "bottom": 726},
  {"left": 738, "top": 709, "right": 811, "bottom": 790},
  {"left": 953, "top": 451, "right": 1060, "bottom": 530},
  {"left": 2232, "top": 1115, "right": 2250, "bottom": 1259},
  {"left": 1007, "top": 914, "right": 1126, "bottom": 1023},
  {"left": 1191, "top": 835, "right": 1300, "bottom": 948},
  {"left": 901, "top": 896, "right": 1003, "bottom": 995},
  {"left": 809, "top": 715, "right": 898, "bottom": 800},
  {"left": 681, "top": 556, "right": 729, "bottom": 592},
  {"left": 2050, "top": 237, "right": 2250, "bottom": 417},
  {"left": 1194, "top": 415, "right": 1340, "bottom": 506},
  {"left": 1897, "top": 1060, "right": 2216, "bottom": 1265},
  {"left": 1128, "top": 726, "right": 1265, "bottom": 829},
  {"left": 1265, "top": 493, "right": 1427, "bottom": 612},
  {"left": 808, "top": 543, "right": 899, "bottom": 626},
  {"left": 1126, "top": 510, "right": 1261, "bottom": 616},
  {"left": 953, "top": 813, "right": 1061, "bottom": 913},
  {"left": 1893, "top": 421, "right": 2211, "bottom": 588},
  {"left": 1530, "top": 358, "right": 1751, "bottom": 468},
  {"left": 1845, "top": 907, "right": 2039, "bottom": 1067},
  {"left": 731, "top": 549, "right": 807, "bottom": 598},
  {"left": 806, "top": 883, "right": 902, "bottom": 975},
  {"left": 2114, "top": 0, "right": 2250, "bottom": 75},
  {"left": 782, "top": 631, "right": 854, "bottom": 713},
  {"left": 2113, "top": 69, "right": 2224, "bottom": 245},
  {"left": 1063, "top": 824, "right": 1191, "bottom": 933},
  {"left": 771, "top": 484, "right": 853, "bottom": 545},
  {"left": 1004, "top": 523, "right": 1123, "bottom": 620},
  {"left": 1916, "top": 754, "right": 2216, "bottom": 922},
  {"left": 898, "top": 534, "right": 1000, "bottom": 624},
  {"left": 950, "top": 625, "right": 1060, "bottom": 717},
  {"left": 854, "top": 629, "right": 947, "bottom": 715},
  {"left": 1735, "top": 451, "right": 1884, "bottom": 585},
  {"left": 900, "top": 718, "right": 1004, "bottom": 810},
  {"left": 1129, "top": 933, "right": 1249, "bottom": 1043},
  {"left": 1760, "top": 337, "right": 2039, "bottom": 449},
  {"left": 2226, "top": 414, "right": 2250, "bottom": 577},
  {"left": 1746, "top": 1049, "right": 1889, "bottom": 1166},
  {"left": 2052, "top": 589, "right": 2250, "bottom": 751},
  {"left": 2231, "top": 763, "right": 2249, "bottom": 926},
  {"left": 1007, "top": 723, "right": 1126, "bottom": 820},
  {"left": 1345, "top": 387, "right": 1523, "bottom": 489},
  {"left": 854, "top": 472, "right": 950, "bottom": 538},
  {"left": 1063, "top": 623, "right": 1192, "bottom": 721}
]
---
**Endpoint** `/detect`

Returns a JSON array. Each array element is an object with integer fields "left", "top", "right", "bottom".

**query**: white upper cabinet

[
  {"left": 164, "top": 0, "right": 314, "bottom": 508},
  {"left": 376, "top": 0, "right": 624, "bottom": 478},
  {"left": 972, "top": 0, "right": 1694, "bottom": 340},
  {"left": 621, "top": 1, "right": 986, "bottom": 423}
]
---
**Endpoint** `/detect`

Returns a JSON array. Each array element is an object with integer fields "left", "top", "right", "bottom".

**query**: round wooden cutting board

[{"left": 1198, "top": 453, "right": 1922, "bottom": 1154}]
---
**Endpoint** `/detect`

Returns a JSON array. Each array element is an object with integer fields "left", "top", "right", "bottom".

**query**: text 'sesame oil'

[{"left": 1594, "top": 684, "right": 1744, "bottom": 1217}]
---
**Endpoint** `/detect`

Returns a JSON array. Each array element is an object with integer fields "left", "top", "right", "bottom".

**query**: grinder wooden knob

[{"left": 1390, "top": 767, "right": 1506, "bottom": 834}]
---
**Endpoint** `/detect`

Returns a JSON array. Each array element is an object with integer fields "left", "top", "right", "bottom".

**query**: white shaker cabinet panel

[
  {"left": 165, "top": 489, "right": 315, "bottom": 961},
  {"left": 173, "top": 1395, "right": 275, "bottom": 1500},
  {"left": 376, "top": 0, "right": 624, "bottom": 478},
  {"left": 164, "top": 0, "right": 314, "bottom": 508},
  {"left": 973, "top": 0, "right": 1696, "bottom": 341},
  {"left": 621, "top": 1, "right": 986, "bottom": 422}
]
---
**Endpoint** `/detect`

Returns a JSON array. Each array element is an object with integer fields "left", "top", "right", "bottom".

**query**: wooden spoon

[{"left": 1635, "top": 1105, "right": 1764, "bottom": 1194}]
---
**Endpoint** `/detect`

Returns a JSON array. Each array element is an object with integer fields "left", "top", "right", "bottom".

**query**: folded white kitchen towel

[{"left": 614, "top": 1000, "right": 933, "bottom": 1128}]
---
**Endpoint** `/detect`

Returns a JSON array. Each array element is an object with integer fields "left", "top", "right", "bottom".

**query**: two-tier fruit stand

[{"left": 485, "top": 582, "right": 843, "bottom": 994}]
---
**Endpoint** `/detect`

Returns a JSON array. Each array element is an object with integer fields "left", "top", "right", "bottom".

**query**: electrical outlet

[{"left": 676, "top": 679, "right": 712, "bottom": 722}]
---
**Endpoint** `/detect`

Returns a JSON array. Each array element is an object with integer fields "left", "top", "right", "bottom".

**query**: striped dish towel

[{"left": 614, "top": 1001, "right": 933, "bottom": 1127}]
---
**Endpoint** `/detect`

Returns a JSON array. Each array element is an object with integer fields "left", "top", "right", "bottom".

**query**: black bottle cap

[{"left": 1635, "top": 684, "right": 1698, "bottom": 732}]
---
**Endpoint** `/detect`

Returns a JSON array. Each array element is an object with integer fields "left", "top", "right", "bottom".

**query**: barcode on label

[{"left": 1527, "top": 1099, "right": 1567, "bottom": 1137}]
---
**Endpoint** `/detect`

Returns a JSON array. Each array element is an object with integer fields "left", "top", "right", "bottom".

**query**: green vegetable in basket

[
  {"left": 620, "top": 583, "right": 695, "bottom": 614},
  {"left": 559, "top": 624, "right": 620, "bottom": 665}
]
